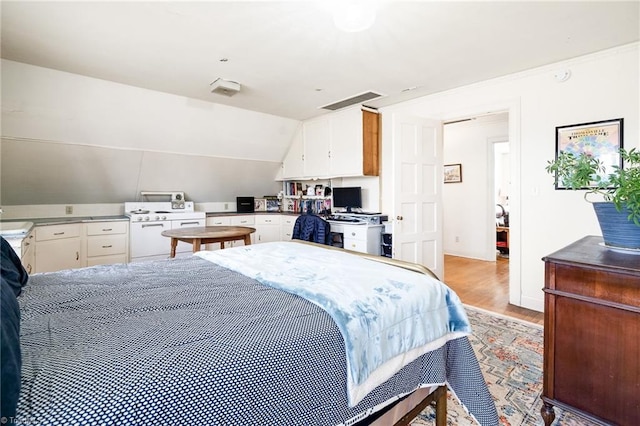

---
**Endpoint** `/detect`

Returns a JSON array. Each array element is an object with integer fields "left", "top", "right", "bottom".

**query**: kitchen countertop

[{"left": 0, "top": 215, "right": 128, "bottom": 229}]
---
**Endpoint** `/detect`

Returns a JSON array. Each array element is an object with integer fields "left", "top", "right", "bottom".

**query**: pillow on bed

[
  {"left": 1, "top": 236, "right": 28, "bottom": 297},
  {"left": 1, "top": 276, "right": 21, "bottom": 422}
]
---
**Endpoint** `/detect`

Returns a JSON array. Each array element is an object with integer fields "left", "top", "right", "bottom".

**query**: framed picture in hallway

[
  {"left": 444, "top": 163, "right": 462, "bottom": 183},
  {"left": 554, "top": 118, "right": 623, "bottom": 189}
]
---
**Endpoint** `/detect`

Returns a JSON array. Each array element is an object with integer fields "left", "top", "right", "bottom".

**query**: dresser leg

[{"left": 541, "top": 402, "right": 555, "bottom": 426}]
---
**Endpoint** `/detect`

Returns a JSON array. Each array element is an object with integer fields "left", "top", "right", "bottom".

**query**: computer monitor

[{"left": 332, "top": 187, "right": 362, "bottom": 212}]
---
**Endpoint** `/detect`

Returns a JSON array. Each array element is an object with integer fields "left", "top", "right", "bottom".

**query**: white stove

[
  {"left": 125, "top": 193, "right": 206, "bottom": 262},
  {"left": 124, "top": 201, "right": 203, "bottom": 222}
]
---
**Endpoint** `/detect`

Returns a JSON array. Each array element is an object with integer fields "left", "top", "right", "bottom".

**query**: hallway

[{"left": 443, "top": 255, "right": 544, "bottom": 325}]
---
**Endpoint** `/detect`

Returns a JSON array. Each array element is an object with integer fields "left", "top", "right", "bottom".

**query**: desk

[
  {"left": 161, "top": 226, "right": 256, "bottom": 258},
  {"left": 327, "top": 221, "right": 383, "bottom": 255}
]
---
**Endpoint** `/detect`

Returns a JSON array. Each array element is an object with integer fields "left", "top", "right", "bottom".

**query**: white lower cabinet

[
  {"left": 34, "top": 220, "right": 130, "bottom": 272},
  {"left": 35, "top": 223, "right": 83, "bottom": 273},
  {"left": 86, "top": 221, "right": 129, "bottom": 266},
  {"left": 281, "top": 215, "right": 299, "bottom": 241},
  {"left": 205, "top": 214, "right": 302, "bottom": 247},
  {"left": 21, "top": 230, "right": 35, "bottom": 274},
  {"left": 230, "top": 215, "right": 255, "bottom": 246},
  {"left": 205, "top": 216, "right": 231, "bottom": 250},
  {"left": 254, "top": 215, "right": 281, "bottom": 244}
]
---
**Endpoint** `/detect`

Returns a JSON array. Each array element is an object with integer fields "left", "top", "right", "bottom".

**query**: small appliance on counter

[{"left": 236, "top": 197, "right": 255, "bottom": 213}]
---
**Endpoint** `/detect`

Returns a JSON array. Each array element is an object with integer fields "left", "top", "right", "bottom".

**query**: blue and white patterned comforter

[
  {"left": 197, "top": 242, "right": 471, "bottom": 406},
  {"left": 16, "top": 243, "right": 499, "bottom": 425}
]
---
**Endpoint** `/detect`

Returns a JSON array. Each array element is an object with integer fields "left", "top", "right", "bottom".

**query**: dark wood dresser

[{"left": 541, "top": 236, "right": 640, "bottom": 426}]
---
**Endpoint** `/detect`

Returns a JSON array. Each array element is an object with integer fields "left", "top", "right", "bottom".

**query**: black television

[{"left": 332, "top": 187, "right": 362, "bottom": 212}]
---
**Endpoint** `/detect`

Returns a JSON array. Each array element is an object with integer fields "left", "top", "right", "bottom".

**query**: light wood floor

[{"left": 443, "top": 254, "right": 544, "bottom": 325}]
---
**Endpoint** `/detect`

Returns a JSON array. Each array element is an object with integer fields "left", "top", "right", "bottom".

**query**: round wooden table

[{"left": 161, "top": 226, "right": 256, "bottom": 257}]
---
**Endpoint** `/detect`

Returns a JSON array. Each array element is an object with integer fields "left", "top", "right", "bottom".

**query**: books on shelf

[{"left": 283, "top": 180, "right": 332, "bottom": 214}]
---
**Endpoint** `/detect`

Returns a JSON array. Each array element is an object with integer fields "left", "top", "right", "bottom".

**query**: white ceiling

[{"left": 2, "top": 1, "right": 639, "bottom": 121}]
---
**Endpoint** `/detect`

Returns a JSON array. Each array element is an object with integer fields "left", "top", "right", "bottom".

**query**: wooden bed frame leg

[
  {"left": 540, "top": 401, "right": 555, "bottom": 426},
  {"left": 434, "top": 385, "right": 447, "bottom": 426}
]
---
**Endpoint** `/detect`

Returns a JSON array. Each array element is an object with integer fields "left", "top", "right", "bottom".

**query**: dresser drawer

[
  {"left": 86, "top": 221, "right": 128, "bottom": 236},
  {"left": 256, "top": 215, "right": 281, "bottom": 225},
  {"left": 36, "top": 224, "right": 81, "bottom": 241},
  {"left": 87, "top": 235, "right": 127, "bottom": 257},
  {"left": 207, "top": 216, "right": 231, "bottom": 226},
  {"left": 281, "top": 216, "right": 298, "bottom": 227},
  {"left": 343, "top": 238, "right": 367, "bottom": 253},
  {"left": 87, "top": 254, "right": 128, "bottom": 267},
  {"left": 342, "top": 226, "right": 368, "bottom": 241},
  {"left": 551, "top": 263, "right": 640, "bottom": 306},
  {"left": 231, "top": 215, "right": 255, "bottom": 226}
]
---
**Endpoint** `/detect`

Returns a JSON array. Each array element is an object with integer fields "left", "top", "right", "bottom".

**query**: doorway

[
  {"left": 493, "top": 139, "right": 510, "bottom": 259},
  {"left": 442, "top": 110, "right": 515, "bottom": 302}
]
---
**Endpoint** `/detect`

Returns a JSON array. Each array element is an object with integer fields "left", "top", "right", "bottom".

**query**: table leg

[
  {"left": 170, "top": 238, "right": 178, "bottom": 258},
  {"left": 244, "top": 235, "right": 252, "bottom": 245},
  {"left": 192, "top": 238, "right": 201, "bottom": 253},
  {"left": 220, "top": 241, "right": 225, "bottom": 249}
]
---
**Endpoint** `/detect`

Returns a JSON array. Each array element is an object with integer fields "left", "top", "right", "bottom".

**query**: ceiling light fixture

[
  {"left": 210, "top": 78, "right": 241, "bottom": 97},
  {"left": 332, "top": 1, "right": 377, "bottom": 33}
]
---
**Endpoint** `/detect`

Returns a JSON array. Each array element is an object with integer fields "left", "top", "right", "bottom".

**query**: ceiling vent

[
  {"left": 320, "top": 91, "right": 384, "bottom": 111},
  {"left": 210, "top": 78, "right": 241, "bottom": 97}
]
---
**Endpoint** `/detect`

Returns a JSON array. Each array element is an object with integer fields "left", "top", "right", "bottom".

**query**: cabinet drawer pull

[
  {"left": 102, "top": 245, "right": 113, "bottom": 249},
  {"left": 54, "top": 232, "right": 65, "bottom": 236},
  {"left": 102, "top": 228, "right": 113, "bottom": 232},
  {"left": 180, "top": 221, "right": 200, "bottom": 226}
]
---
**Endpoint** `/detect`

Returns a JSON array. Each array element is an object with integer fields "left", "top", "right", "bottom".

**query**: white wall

[
  {"left": 1, "top": 59, "right": 299, "bottom": 208},
  {"left": 1, "top": 60, "right": 299, "bottom": 161},
  {"left": 380, "top": 42, "right": 639, "bottom": 312},
  {"left": 442, "top": 116, "right": 508, "bottom": 260}
]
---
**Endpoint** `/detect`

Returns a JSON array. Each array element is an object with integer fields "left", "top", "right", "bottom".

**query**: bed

[{"left": 8, "top": 240, "right": 498, "bottom": 425}]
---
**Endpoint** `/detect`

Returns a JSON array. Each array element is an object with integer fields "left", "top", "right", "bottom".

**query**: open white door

[{"left": 391, "top": 114, "right": 444, "bottom": 279}]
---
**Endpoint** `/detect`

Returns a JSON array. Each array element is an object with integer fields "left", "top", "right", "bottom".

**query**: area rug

[{"left": 410, "top": 306, "right": 599, "bottom": 426}]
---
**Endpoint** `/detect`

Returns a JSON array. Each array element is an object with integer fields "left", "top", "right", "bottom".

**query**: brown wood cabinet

[
  {"left": 542, "top": 236, "right": 640, "bottom": 426},
  {"left": 362, "top": 109, "right": 380, "bottom": 176}
]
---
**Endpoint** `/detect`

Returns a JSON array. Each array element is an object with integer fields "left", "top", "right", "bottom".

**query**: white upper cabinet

[
  {"left": 281, "top": 107, "right": 379, "bottom": 180},
  {"left": 329, "top": 107, "right": 363, "bottom": 177},
  {"left": 282, "top": 125, "right": 304, "bottom": 179},
  {"left": 302, "top": 117, "right": 331, "bottom": 178}
]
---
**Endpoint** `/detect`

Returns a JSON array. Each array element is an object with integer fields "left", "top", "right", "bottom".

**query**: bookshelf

[{"left": 282, "top": 180, "right": 332, "bottom": 214}]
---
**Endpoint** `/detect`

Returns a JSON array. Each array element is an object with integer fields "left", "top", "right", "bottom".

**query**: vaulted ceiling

[{"left": 2, "top": 1, "right": 639, "bottom": 121}]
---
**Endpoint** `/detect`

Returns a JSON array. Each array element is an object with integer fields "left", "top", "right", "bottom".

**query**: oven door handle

[
  {"left": 179, "top": 221, "right": 201, "bottom": 226},
  {"left": 141, "top": 223, "right": 165, "bottom": 228}
]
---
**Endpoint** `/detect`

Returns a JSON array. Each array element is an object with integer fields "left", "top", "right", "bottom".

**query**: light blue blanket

[{"left": 196, "top": 241, "right": 471, "bottom": 406}]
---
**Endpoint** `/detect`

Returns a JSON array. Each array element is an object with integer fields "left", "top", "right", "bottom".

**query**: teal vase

[{"left": 592, "top": 202, "right": 640, "bottom": 249}]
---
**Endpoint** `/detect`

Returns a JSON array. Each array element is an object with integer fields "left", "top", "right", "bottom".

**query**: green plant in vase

[{"left": 546, "top": 148, "right": 640, "bottom": 249}]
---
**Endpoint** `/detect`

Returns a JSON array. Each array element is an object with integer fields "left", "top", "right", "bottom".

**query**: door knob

[{"left": 396, "top": 216, "right": 403, "bottom": 221}]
